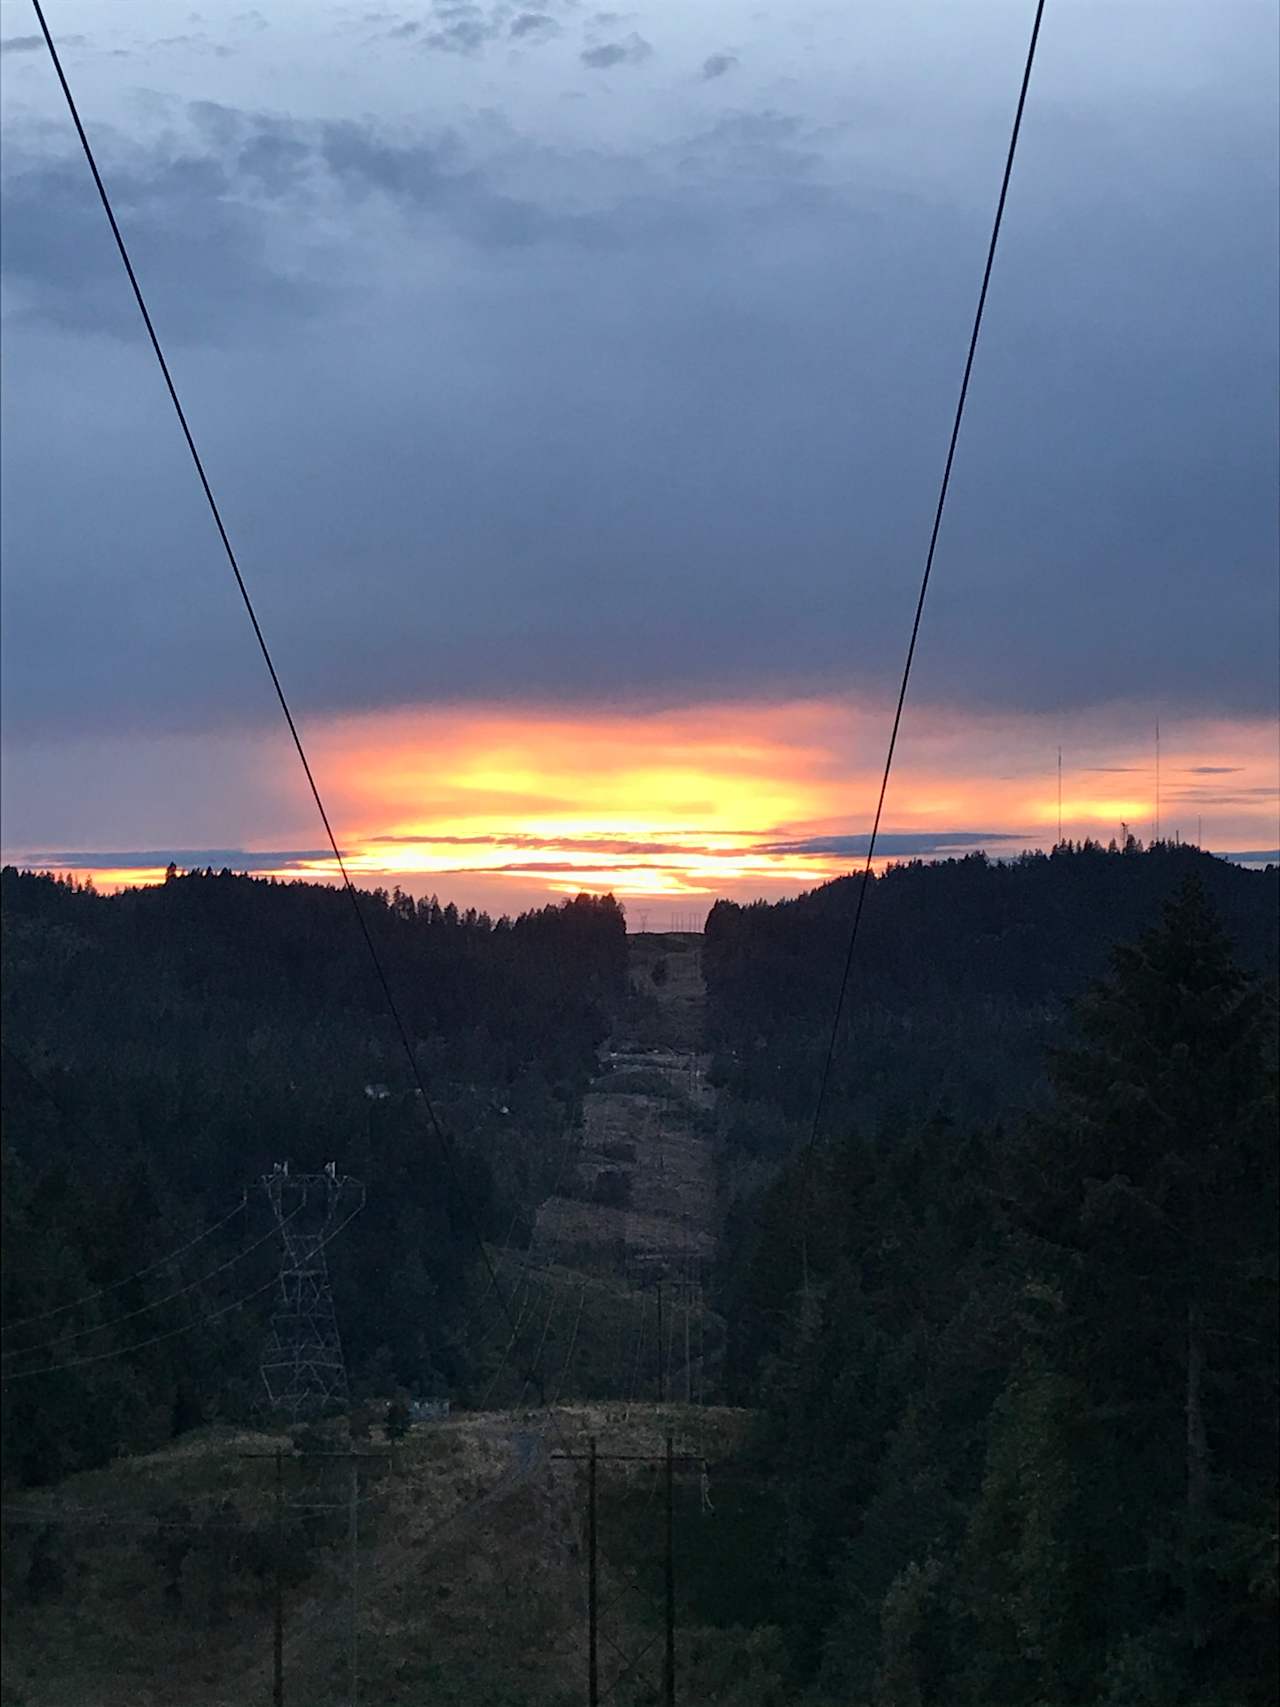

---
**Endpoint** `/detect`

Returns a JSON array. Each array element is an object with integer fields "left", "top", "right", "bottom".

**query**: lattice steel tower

[{"left": 259, "top": 1161, "right": 365, "bottom": 1423}]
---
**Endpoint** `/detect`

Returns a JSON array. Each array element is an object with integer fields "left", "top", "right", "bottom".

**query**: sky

[{"left": 1, "top": 0, "right": 1277, "bottom": 922}]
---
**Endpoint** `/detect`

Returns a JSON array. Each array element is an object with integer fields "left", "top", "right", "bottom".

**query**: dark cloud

[
  {"left": 1184, "top": 765, "right": 1242, "bottom": 774},
  {"left": 7, "top": 829, "right": 1018, "bottom": 875},
  {"left": 582, "top": 32, "right": 651, "bottom": 68},
  {"left": 315, "top": 118, "right": 568, "bottom": 244},
  {"left": 386, "top": 0, "right": 511, "bottom": 55},
  {"left": 672, "top": 109, "right": 820, "bottom": 181},
  {"left": 510, "top": 13, "right": 559, "bottom": 40},
  {"left": 2, "top": 3, "right": 1276, "bottom": 742},
  {"left": 371, "top": 832, "right": 767, "bottom": 856},
  {"left": 16, "top": 849, "right": 329, "bottom": 871},
  {"left": 0, "top": 105, "right": 598, "bottom": 347},
  {"left": 1168, "top": 788, "right": 1279, "bottom": 805},
  {"left": 2, "top": 32, "right": 85, "bottom": 55},
  {"left": 763, "top": 832, "right": 1023, "bottom": 857},
  {"left": 0, "top": 138, "right": 325, "bottom": 342},
  {"left": 701, "top": 52, "right": 737, "bottom": 80},
  {"left": 426, "top": 17, "right": 498, "bottom": 54}
]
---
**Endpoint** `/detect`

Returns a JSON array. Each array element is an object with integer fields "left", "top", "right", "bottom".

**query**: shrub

[{"left": 592, "top": 1170, "right": 632, "bottom": 1209}]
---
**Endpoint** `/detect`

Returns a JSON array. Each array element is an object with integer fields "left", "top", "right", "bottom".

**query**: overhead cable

[{"left": 806, "top": 0, "right": 1048, "bottom": 1157}]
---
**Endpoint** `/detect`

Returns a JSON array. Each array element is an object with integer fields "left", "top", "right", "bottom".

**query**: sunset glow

[{"left": 9, "top": 699, "right": 1274, "bottom": 921}]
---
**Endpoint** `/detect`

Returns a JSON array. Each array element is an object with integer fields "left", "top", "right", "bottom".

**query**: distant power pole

[
  {"left": 240, "top": 1445, "right": 385, "bottom": 1705},
  {"left": 656, "top": 1281, "right": 665, "bottom": 1403},
  {"left": 1155, "top": 719, "right": 1161, "bottom": 844},
  {"left": 683, "top": 1275, "right": 692, "bottom": 1405},
  {"left": 1057, "top": 746, "right": 1062, "bottom": 846},
  {"left": 259, "top": 1162, "right": 365, "bottom": 1423},
  {"left": 664, "top": 1433, "right": 676, "bottom": 1707},
  {"left": 698, "top": 1288, "right": 706, "bottom": 1407},
  {"left": 273, "top": 1449, "right": 284, "bottom": 1707},
  {"left": 349, "top": 1456, "right": 360, "bottom": 1707},
  {"left": 553, "top": 1435, "right": 702, "bottom": 1705},
  {"left": 587, "top": 1436, "right": 599, "bottom": 1707}
]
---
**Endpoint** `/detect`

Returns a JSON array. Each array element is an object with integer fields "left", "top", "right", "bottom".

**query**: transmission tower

[{"left": 259, "top": 1161, "right": 365, "bottom": 1423}]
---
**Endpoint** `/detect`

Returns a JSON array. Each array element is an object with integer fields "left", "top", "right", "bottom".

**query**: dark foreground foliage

[{"left": 713, "top": 864, "right": 1278, "bottom": 1705}]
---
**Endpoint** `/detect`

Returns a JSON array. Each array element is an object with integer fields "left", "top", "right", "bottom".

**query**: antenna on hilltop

[
  {"left": 1057, "top": 745, "right": 1062, "bottom": 847},
  {"left": 1155, "top": 718, "right": 1161, "bottom": 844}
]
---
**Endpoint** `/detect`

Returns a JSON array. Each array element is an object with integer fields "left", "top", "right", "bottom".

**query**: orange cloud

[{"left": 22, "top": 700, "right": 1277, "bottom": 919}]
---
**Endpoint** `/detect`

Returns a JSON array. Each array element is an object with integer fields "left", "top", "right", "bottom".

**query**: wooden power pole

[
  {"left": 663, "top": 1432, "right": 676, "bottom": 1707},
  {"left": 349, "top": 1456, "right": 360, "bottom": 1707},
  {"left": 588, "top": 1436, "right": 599, "bottom": 1707},
  {"left": 273, "top": 1448, "right": 285, "bottom": 1707},
  {"left": 656, "top": 1281, "right": 665, "bottom": 1403},
  {"left": 553, "top": 1437, "right": 705, "bottom": 1705}
]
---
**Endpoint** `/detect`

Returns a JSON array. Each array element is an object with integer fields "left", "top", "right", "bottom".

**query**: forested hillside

[
  {"left": 705, "top": 841, "right": 1277, "bottom": 1148},
  {"left": 709, "top": 855, "right": 1278, "bottom": 1705},
  {"left": 0, "top": 867, "right": 626, "bottom": 1485}
]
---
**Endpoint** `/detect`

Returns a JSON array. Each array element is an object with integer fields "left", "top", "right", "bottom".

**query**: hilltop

[{"left": 705, "top": 842, "right": 1278, "bottom": 1140}]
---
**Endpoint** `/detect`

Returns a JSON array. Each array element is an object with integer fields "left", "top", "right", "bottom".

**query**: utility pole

[
  {"left": 667, "top": 1279, "right": 680, "bottom": 1398},
  {"left": 555, "top": 1440, "right": 739, "bottom": 1703},
  {"left": 656, "top": 1280, "right": 665, "bottom": 1403},
  {"left": 587, "top": 1436, "right": 599, "bottom": 1707},
  {"left": 1057, "top": 745, "right": 1062, "bottom": 846},
  {"left": 273, "top": 1449, "right": 285, "bottom": 1707},
  {"left": 239, "top": 1447, "right": 386, "bottom": 1706},
  {"left": 349, "top": 1456, "right": 359, "bottom": 1707},
  {"left": 663, "top": 1432, "right": 675, "bottom": 1707},
  {"left": 683, "top": 1277, "right": 692, "bottom": 1405},
  {"left": 697, "top": 1285, "right": 705, "bottom": 1407}
]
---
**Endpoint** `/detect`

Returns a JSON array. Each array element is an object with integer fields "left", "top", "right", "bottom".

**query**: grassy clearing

[{"left": 1, "top": 1405, "right": 756, "bottom": 1707}]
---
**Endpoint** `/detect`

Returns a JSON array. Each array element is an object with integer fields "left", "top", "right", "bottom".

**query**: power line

[
  {"left": 30, "top": 0, "right": 571, "bottom": 1445},
  {"left": 804, "top": 0, "right": 1047, "bottom": 1159},
  {"left": 0, "top": 1503, "right": 270, "bottom": 1533},
  {"left": 517, "top": 1273, "right": 563, "bottom": 1408},
  {"left": 1, "top": 1204, "right": 361, "bottom": 1381},
  {"left": 625, "top": 1286, "right": 647, "bottom": 1410},
  {"left": 1, "top": 1192, "right": 248, "bottom": 1332},
  {"left": 2, "top": 1201, "right": 294, "bottom": 1363},
  {"left": 0, "top": 1040, "right": 75, "bottom": 1126},
  {"left": 479, "top": 1257, "right": 549, "bottom": 1410},
  {"left": 419, "top": 1112, "right": 585, "bottom": 1366},
  {"left": 548, "top": 1279, "right": 589, "bottom": 1408}
]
